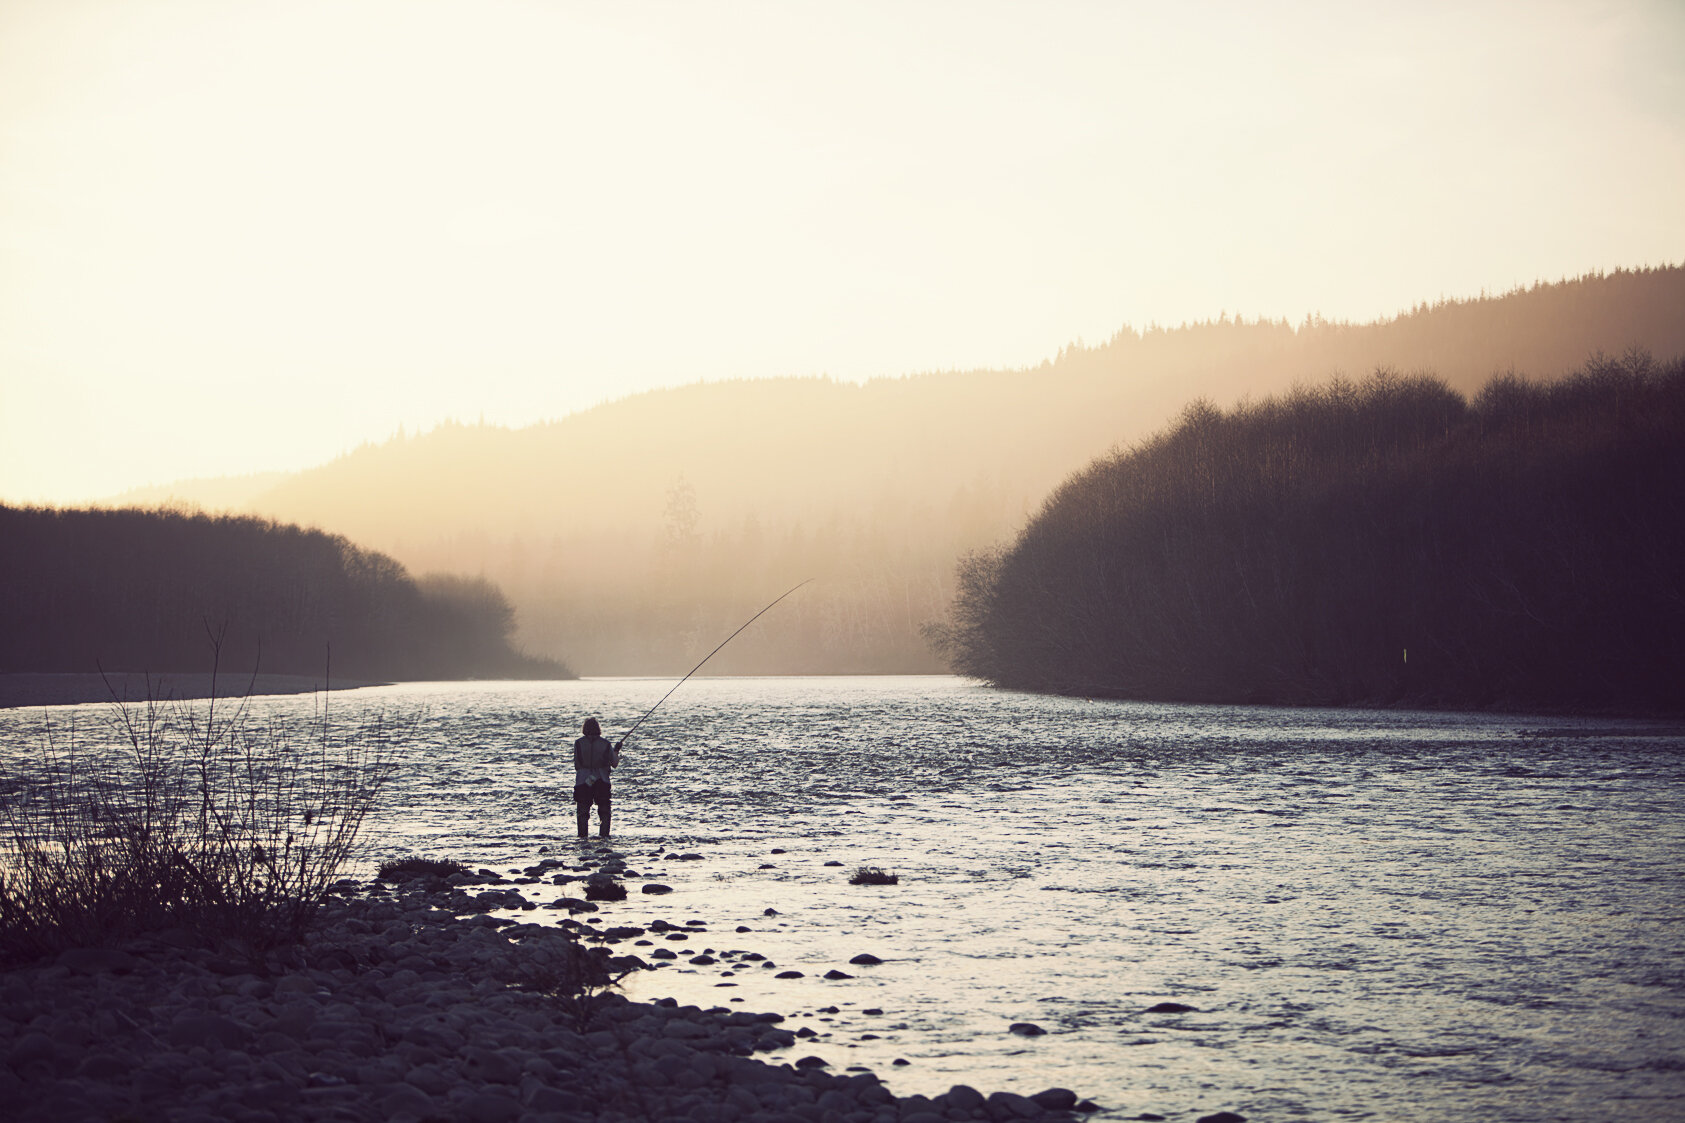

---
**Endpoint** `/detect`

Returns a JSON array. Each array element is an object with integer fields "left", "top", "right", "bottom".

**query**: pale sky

[{"left": 3, "top": 0, "right": 1682, "bottom": 504}]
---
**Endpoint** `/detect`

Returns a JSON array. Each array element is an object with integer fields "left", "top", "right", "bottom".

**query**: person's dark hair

[{"left": 582, "top": 717, "right": 601, "bottom": 738}]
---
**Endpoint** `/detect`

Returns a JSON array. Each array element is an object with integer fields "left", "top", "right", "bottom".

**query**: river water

[{"left": 5, "top": 675, "right": 1684, "bottom": 1121}]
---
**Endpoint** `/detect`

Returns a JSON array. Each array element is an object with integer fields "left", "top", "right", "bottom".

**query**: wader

[{"left": 574, "top": 780, "right": 611, "bottom": 839}]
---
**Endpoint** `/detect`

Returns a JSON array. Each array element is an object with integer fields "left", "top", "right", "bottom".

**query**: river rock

[
  {"left": 380, "top": 1081, "right": 435, "bottom": 1117},
  {"left": 167, "top": 1013, "right": 252, "bottom": 1049},
  {"left": 848, "top": 953, "right": 883, "bottom": 965},
  {"left": 1008, "top": 1022, "right": 1046, "bottom": 1036},
  {"left": 526, "top": 1084, "right": 583, "bottom": 1112},
  {"left": 7, "top": 1033, "right": 56, "bottom": 1071},
  {"left": 76, "top": 1051, "right": 130, "bottom": 1081},
  {"left": 459, "top": 1089, "right": 522, "bottom": 1123},
  {"left": 472, "top": 889, "right": 525, "bottom": 911},
  {"left": 823, "top": 969, "right": 854, "bottom": 980},
  {"left": 641, "top": 883, "right": 674, "bottom": 894},
  {"left": 990, "top": 1090, "right": 1043, "bottom": 1117},
  {"left": 564, "top": 898, "right": 600, "bottom": 913},
  {"left": 404, "top": 1064, "right": 451, "bottom": 1095},
  {"left": 1195, "top": 1113, "right": 1247, "bottom": 1123},
  {"left": 943, "top": 1083, "right": 987, "bottom": 1110},
  {"left": 57, "top": 947, "right": 138, "bottom": 974},
  {"left": 461, "top": 1045, "right": 522, "bottom": 1084},
  {"left": 1031, "top": 1087, "right": 1079, "bottom": 1110},
  {"left": 775, "top": 970, "right": 804, "bottom": 978}
]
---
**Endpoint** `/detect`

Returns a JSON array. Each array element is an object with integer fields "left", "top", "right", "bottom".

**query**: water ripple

[{"left": 4, "top": 676, "right": 1683, "bottom": 1122}]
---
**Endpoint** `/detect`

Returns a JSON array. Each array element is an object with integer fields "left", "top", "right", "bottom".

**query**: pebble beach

[{"left": 0, "top": 859, "right": 1119, "bottom": 1123}]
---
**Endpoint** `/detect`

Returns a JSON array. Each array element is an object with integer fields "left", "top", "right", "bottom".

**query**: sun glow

[{"left": 2, "top": 0, "right": 1682, "bottom": 502}]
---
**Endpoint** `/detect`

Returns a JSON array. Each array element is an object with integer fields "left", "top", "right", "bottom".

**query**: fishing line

[{"left": 616, "top": 577, "right": 814, "bottom": 749}]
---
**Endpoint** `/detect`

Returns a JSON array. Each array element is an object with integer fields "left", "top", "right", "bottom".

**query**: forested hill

[
  {"left": 928, "top": 353, "right": 1685, "bottom": 713},
  {"left": 133, "top": 266, "right": 1685, "bottom": 676},
  {"left": 0, "top": 506, "right": 567, "bottom": 682}
]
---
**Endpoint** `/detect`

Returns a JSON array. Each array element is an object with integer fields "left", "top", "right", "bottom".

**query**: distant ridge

[
  {"left": 106, "top": 470, "right": 290, "bottom": 513},
  {"left": 136, "top": 267, "right": 1685, "bottom": 675}
]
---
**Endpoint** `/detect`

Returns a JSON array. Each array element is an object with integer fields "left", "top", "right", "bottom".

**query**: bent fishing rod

[{"left": 616, "top": 577, "right": 814, "bottom": 750}]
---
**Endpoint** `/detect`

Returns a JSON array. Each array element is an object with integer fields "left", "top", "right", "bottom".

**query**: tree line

[
  {"left": 0, "top": 506, "right": 566, "bottom": 681},
  {"left": 927, "top": 352, "right": 1685, "bottom": 713},
  {"left": 121, "top": 266, "right": 1682, "bottom": 677}
]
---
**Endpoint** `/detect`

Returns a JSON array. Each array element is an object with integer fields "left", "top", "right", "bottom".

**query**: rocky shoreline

[{"left": 2, "top": 865, "right": 1106, "bottom": 1123}]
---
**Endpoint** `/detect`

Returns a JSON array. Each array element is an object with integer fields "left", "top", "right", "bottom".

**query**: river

[{"left": 5, "top": 675, "right": 1683, "bottom": 1121}]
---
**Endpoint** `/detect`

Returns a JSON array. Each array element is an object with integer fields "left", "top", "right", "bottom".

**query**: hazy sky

[{"left": 3, "top": 0, "right": 1682, "bottom": 504}]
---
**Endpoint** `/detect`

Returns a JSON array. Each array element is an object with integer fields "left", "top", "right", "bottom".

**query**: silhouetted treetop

[
  {"left": 930, "top": 352, "right": 1685, "bottom": 714},
  {"left": 0, "top": 506, "right": 567, "bottom": 681}
]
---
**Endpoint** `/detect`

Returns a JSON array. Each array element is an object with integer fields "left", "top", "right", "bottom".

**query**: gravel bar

[{"left": 2, "top": 880, "right": 1092, "bottom": 1123}]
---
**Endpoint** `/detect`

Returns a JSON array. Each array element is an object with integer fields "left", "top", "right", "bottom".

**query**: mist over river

[{"left": 6, "top": 676, "right": 1683, "bottom": 1121}]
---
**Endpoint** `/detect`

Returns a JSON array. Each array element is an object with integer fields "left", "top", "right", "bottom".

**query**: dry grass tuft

[
  {"left": 848, "top": 866, "right": 899, "bottom": 886},
  {"left": 377, "top": 856, "right": 467, "bottom": 882}
]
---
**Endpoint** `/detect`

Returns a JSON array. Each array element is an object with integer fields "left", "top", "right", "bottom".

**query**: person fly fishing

[
  {"left": 573, "top": 718, "right": 620, "bottom": 839},
  {"left": 569, "top": 578, "right": 813, "bottom": 843}
]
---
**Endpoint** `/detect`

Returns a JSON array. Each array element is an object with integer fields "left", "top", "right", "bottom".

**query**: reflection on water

[{"left": 5, "top": 676, "right": 1684, "bottom": 1121}]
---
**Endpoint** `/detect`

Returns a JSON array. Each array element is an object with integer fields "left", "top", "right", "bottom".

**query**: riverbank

[
  {"left": 0, "top": 874, "right": 1107, "bottom": 1123},
  {"left": 0, "top": 672, "right": 386, "bottom": 709}
]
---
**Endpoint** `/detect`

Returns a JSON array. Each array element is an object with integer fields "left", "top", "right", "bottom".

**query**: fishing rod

[{"left": 616, "top": 577, "right": 814, "bottom": 750}]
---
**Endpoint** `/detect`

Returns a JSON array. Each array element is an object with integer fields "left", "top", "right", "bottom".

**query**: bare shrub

[
  {"left": 0, "top": 686, "right": 393, "bottom": 966},
  {"left": 516, "top": 932, "right": 634, "bottom": 1031}
]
